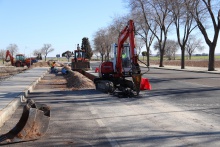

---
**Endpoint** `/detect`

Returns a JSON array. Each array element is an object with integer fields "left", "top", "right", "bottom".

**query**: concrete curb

[
  {"left": 0, "top": 68, "right": 49, "bottom": 128},
  {"left": 149, "top": 66, "right": 220, "bottom": 74},
  {"left": 0, "top": 98, "right": 21, "bottom": 128},
  {"left": 78, "top": 69, "right": 98, "bottom": 81}
]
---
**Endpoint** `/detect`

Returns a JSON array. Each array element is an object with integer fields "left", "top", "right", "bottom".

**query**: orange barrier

[{"left": 140, "top": 78, "right": 152, "bottom": 90}]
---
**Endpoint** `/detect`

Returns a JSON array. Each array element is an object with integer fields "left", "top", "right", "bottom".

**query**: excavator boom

[{"left": 5, "top": 50, "right": 14, "bottom": 66}]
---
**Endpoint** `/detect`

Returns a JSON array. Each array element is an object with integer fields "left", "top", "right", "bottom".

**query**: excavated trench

[{"left": 0, "top": 61, "right": 95, "bottom": 90}]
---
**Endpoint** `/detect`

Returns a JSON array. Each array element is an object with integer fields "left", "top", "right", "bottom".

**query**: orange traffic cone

[
  {"left": 140, "top": 78, "right": 152, "bottom": 90},
  {"left": 95, "top": 67, "right": 99, "bottom": 73}
]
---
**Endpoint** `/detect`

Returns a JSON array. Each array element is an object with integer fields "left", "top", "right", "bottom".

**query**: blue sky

[
  {"left": 0, "top": 0, "right": 218, "bottom": 58},
  {"left": 0, "top": 0, "right": 129, "bottom": 57}
]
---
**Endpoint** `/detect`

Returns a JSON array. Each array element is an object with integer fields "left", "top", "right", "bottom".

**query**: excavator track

[
  {"left": 94, "top": 77, "right": 140, "bottom": 98},
  {"left": 95, "top": 79, "right": 115, "bottom": 94}
]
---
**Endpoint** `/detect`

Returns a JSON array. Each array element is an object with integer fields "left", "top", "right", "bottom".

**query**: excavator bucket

[
  {"left": 0, "top": 99, "right": 50, "bottom": 145},
  {"left": 132, "top": 74, "right": 142, "bottom": 95}
]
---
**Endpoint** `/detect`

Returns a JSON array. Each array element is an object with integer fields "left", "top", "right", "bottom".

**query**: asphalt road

[{"left": 1, "top": 63, "right": 220, "bottom": 146}]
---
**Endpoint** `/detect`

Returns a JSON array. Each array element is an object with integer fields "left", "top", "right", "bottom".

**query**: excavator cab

[
  {"left": 110, "top": 44, "right": 132, "bottom": 76},
  {"left": 16, "top": 54, "right": 25, "bottom": 61},
  {"left": 74, "top": 50, "right": 85, "bottom": 62}
]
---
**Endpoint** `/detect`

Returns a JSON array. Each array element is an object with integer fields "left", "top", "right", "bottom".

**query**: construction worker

[
  {"left": 122, "top": 50, "right": 128, "bottom": 67},
  {"left": 122, "top": 51, "right": 126, "bottom": 59},
  {"left": 61, "top": 67, "right": 68, "bottom": 75},
  {"left": 51, "top": 61, "right": 56, "bottom": 73}
]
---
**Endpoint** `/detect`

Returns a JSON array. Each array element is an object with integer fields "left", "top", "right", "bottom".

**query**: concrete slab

[{"left": 0, "top": 67, "right": 49, "bottom": 127}]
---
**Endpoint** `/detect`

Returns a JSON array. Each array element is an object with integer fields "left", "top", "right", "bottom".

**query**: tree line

[
  {"left": 0, "top": 43, "right": 54, "bottom": 63},
  {"left": 93, "top": 0, "right": 220, "bottom": 71},
  {"left": 0, "top": 37, "right": 93, "bottom": 64}
]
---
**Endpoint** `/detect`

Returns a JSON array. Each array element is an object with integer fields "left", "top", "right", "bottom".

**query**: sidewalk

[
  {"left": 0, "top": 67, "right": 49, "bottom": 128},
  {"left": 148, "top": 64, "right": 220, "bottom": 74}
]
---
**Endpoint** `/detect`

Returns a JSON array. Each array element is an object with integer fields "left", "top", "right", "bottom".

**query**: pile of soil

[
  {"left": 31, "top": 61, "right": 50, "bottom": 67},
  {"left": 44, "top": 63, "right": 95, "bottom": 90},
  {"left": 64, "top": 70, "right": 95, "bottom": 90},
  {"left": 0, "top": 67, "right": 27, "bottom": 80}
]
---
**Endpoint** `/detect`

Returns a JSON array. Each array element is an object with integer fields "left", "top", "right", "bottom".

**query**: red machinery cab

[{"left": 71, "top": 44, "right": 90, "bottom": 70}]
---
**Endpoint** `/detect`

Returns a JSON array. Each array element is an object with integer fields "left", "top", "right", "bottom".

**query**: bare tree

[
  {"left": 142, "top": 0, "right": 173, "bottom": 67},
  {"left": 135, "top": 37, "right": 144, "bottom": 55},
  {"left": 33, "top": 49, "right": 43, "bottom": 60},
  {"left": 170, "top": 0, "right": 197, "bottom": 69},
  {"left": 154, "top": 39, "right": 179, "bottom": 60},
  {"left": 109, "top": 15, "right": 129, "bottom": 41},
  {"left": 92, "top": 50, "right": 100, "bottom": 60},
  {"left": 164, "top": 40, "right": 179, "bottom": 60},
  {"left": 33, "top": 49, "right": 41, "bottom": 56},
  {"left": 41, "top": 44, "right": 54, "bottom": 61},
  {"left": 0, "top": 49, "right": 6, "bottom": 64},
  {"left": 93, "top": 28, "right": 107, "bottom": 62},
  {"left": 186, "top": 35, "right": 205, "bottom": 59},
  {"left": 6, "top": 44, "right": 18, "bottom": 57},
  {"left": 128, "top": 0, "right": 157, "bottom": 66},
  {"left": 187, "top": 0, "right": 220, "bottom": 71}
]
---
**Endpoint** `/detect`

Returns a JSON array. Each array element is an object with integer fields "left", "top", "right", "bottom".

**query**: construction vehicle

[
  {"left": 36, "top": 53, "right": 42, "bottom": 60},
  {"left": 0, "top": 99, "right": 50, "bottom": 144},
  {"left": 94, "top": 20, "right": 149, "bottom": 97},
  {"left": 5, "top": 50, "right": 35, "bottom": 67},
  {"left": 71, "top": 44, "right": 90, "bottom": 70}
]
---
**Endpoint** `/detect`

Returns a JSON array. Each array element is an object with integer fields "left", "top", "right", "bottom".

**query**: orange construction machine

[
  {"left": 71, "top": 44, "right": 90, "bottom": 70},
  {"left": 94, "top": 20, "right": 150, "bottom": 97},
  {"left": 5, "top": 50, "right": 36, "bottom": 67}
]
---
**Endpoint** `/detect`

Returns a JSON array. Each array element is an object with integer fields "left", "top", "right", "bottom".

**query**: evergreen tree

[{"left": 81, "top": 37, "right": 93, "bottom": 59}]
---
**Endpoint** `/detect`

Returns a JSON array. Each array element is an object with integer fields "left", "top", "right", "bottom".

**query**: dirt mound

[
  {"left": 31, "top": 61, "right": 50, "bottom": 67},
  {"left": 32, "top": 62, "right": 95, "bottom": 90},
  {"left": 64, "top": 70, "right": 95, "bottom": 90},
  {"left": 0, "top": 67, "right": 27, "bottom": 79}
]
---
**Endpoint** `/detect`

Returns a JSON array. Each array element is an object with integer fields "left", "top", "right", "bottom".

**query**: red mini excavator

[{"left": 94, "top": 20, "right": 149, "bottom": 97}]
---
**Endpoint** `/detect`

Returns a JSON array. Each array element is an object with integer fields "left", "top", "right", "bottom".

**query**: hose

[{"left": 137, "top": 58, "right": 150, "bottom": 74}]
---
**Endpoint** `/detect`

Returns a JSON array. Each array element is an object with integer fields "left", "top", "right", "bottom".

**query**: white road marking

[{"left": 96, "top": 119, "right": 105, "bottom": 127}]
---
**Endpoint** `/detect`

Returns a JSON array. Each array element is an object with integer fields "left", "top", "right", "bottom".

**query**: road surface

[{"left": 1, "top": 64, "right": 220, "bottom": 146}]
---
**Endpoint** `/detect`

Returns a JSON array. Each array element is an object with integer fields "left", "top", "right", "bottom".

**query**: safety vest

[{"left": 122, "top": 53, "right": 126, "bottom": 58}]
